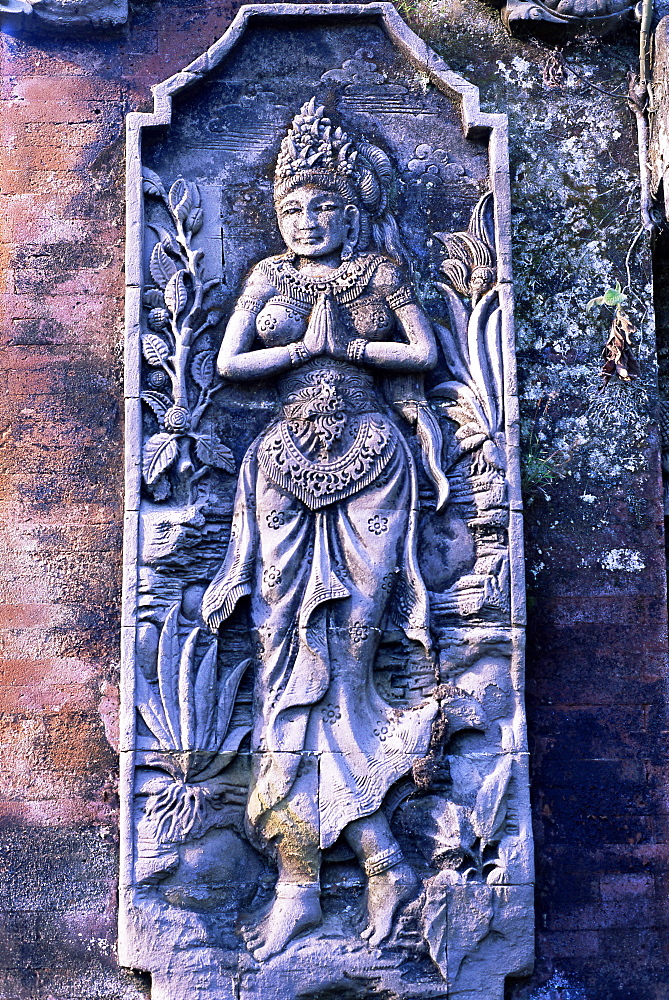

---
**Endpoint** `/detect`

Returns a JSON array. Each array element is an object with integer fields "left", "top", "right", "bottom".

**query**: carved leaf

[
  {"left": 141, "top": 334, "right": 170, "bottom": 367},
  {"left": 143, "top": 433, "right": 179, "bottom": 485},
  {"left": 195, "top": 433, "right": 235, "bottom": 473},
  {"left": 142, "top": 167, "right": 167, "bottom": 200},
  {"left": 430, "top": 799, "right": 476, "bottom": 861},
  {"left": 143, "top": 288, "right": 165, "bottom": 309},
  {"left": 454, "top": 421, "right": 485, "bottom": 443},
  {"left": 178, "top": 627, "right": 199, "bottom": 750},
  {"left": 150, "top": 242, "right": 178, "bottom": 288},
  {"left": 141, "top": 391, "right": 172, "bottom": 423},
  {"left": 467, "top": 290, "right": 499, "bottom": 431},
  {"left": 187, "top": 207, "right": 204, "bottom": 236},
  {"left": 422, "top": 871, "right": 494, "bottom": 981},
  {"left": 155, "top": 604, "right": 182, "bottom": 748},
  {"left": 189, "top": 725, "right": 251, "bottom": 782},
  {"left": 168, "top": 178, "right": 194, "bottom": 222},
  {"left": 193, "top": 639, "right": 219, "bottom": 748},
  {"left": 216, "top": 724, "right": 252, "bottom": 768},
  {"left": 147, "top": 223, "right": 182, "bottom": 259},
  {"left": 164, "top": 269, "right": 188, "bottom": 318},
  {"left": 471, "top": 756, "right": 513, "bottom": 849},
  {"left": 135, "top": 667, "right": 173, "bottom": 748},
  {"left": 191, "top": 351, "right": 215, "bottom": 389},
  {"left": 188, "top": 208, "right": 204, "bottom": 236},
  {"left": 215, "top": 658, "right": 251, "bottom": 751}
]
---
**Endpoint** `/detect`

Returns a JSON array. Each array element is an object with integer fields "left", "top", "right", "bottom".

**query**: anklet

[
  {"left": 275, "top": 881, "right": 320, "bottom": 898},
  {"left": 363, "top": 847, "right": 404, "bottom": 877}
]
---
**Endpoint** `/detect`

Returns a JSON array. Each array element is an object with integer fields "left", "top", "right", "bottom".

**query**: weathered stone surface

[
  {"left": 499, "top": 0, "right": 636, "bottom": 36},
  {"left": 120, "top": 6, "right": 531, "bottom": 996},
  {"left": 1, "top": 1, "right": 668, "bottom": 999},
  {"left": 0, "top": 0, "right": 127, "bottom": 33}
]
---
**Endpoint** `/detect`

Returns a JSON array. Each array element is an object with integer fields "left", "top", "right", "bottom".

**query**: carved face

[{"left": 276, "top": 185, "right": 359, "bottom": 259}]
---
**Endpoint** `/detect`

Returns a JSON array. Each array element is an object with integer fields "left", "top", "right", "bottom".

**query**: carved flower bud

[
  {"left": 148, "top": 308, "right": 170, "bottom": 331},
  {"left": 163, "top": 405, "right": 191, "bottom": 432},
  {"left": 148, "top": 370, "right": 169, "bottom": 389},
  {"left": 470, "top": 266, "right": 495, "bottom": 294}
]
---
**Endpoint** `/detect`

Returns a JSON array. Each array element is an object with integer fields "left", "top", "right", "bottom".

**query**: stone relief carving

[
  {"left": 651, "top": 15, "right": 669, "bottom": 219},
  {"left": 121, "top": 6, "right": 533, "bottom": 999},
  {"left": 0, "top": 0, "right": 126, "bottom": 30},
  {"left": 499, "top": 0, "right": 635, "bottom": 33}
]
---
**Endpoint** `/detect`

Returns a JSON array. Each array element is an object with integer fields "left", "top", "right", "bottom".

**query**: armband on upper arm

[
  {"left": 387, "top": 285, "right": 416, "bottom": 311},
  {"left": 235, "top": 295, "right": 264, "bottom": 316}
]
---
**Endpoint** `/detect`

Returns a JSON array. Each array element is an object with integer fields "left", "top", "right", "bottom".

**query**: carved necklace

[{"left": 258, "top": 253, "right": 385, "bottom": 307}]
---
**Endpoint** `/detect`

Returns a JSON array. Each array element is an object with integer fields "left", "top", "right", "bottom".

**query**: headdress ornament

[
  {"left": 274, "top": 97, "right": 407, "bottom": 264},
  {"left": 274, "top": 97, "right": 392, "bottom": 219}
]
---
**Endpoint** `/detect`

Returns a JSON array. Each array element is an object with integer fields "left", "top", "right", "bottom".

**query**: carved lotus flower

[{"left": 163, "top": 405, "right": 191, "bottom": 432}]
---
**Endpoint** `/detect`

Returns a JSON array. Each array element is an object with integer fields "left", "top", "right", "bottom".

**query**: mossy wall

[{"left": 0, "top": 1, "right": 667, "bottom": 997}]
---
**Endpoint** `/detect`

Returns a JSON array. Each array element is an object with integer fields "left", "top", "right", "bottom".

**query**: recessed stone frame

[{"left": 121, "top": 6, "right": 532, "bottom": 998}]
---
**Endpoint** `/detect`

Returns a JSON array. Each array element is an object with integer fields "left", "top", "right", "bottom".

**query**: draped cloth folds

[{"left": 202, "top": 415, "right": 436, "bottom": 850}]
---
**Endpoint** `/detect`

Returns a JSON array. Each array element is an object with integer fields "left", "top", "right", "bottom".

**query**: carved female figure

[{"left": 202, "top": 99, "right": 448, "bottom": 960}]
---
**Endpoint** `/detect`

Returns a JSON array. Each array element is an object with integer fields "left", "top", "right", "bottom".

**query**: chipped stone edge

[
  {"left": 0, "top": 0, "right": 127, "bottom": 33},
  {"left": 121, "top": 2, "right": 529, "bottom": 976}
]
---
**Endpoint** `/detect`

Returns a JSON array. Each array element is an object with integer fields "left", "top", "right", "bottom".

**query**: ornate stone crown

[{"left": 274, "top": 97, "right": 392, "bottom": 222}]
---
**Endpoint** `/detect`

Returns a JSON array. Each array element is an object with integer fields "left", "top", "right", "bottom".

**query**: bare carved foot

[
  {"left": 243, "top": 885, "right": 322, "bottom": 961},
  {"left": 359, "top": 862, "right": 417, "bottom": 948}
]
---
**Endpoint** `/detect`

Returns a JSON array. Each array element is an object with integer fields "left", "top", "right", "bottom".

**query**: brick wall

[{"left": 0, "top": 2, "right": 667, "bottom": 997}]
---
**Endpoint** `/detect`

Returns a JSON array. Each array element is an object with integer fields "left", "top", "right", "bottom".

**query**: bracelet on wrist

[
  {"left": 346, "top": 338, "right": 367, "bottom": 364},
  {"left": 288, "top": 341, "right": 310, "bottom": 367}
]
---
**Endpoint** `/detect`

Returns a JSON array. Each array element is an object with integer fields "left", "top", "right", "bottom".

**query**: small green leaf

[{"left": 603, "top": 288, "right": 623, "bottom": 307}]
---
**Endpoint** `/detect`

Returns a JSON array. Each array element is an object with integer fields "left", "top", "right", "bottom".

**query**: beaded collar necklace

[{"left": 259, "top": 253, "right": 384, "bottom": 306}]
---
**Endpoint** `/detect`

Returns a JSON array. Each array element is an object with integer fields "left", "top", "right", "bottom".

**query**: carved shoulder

[
  {"left": 369, "top": 259, "right": 417, "bottom": 311},
  {"left": 234, "top": 261, "right": 278, "bottom": 315}
]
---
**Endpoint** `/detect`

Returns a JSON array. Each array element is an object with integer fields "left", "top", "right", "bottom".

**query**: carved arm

[
  {"left": 216, "top": 309, "right": 308, "bottom": 381},
  {"left": 356, "top": 304, "right": 437, "bottom": 372}
]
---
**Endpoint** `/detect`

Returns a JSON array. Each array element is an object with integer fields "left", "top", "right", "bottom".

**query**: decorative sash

[{"left": 257, "top": 413, "right": 396, "bottom": 510}]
